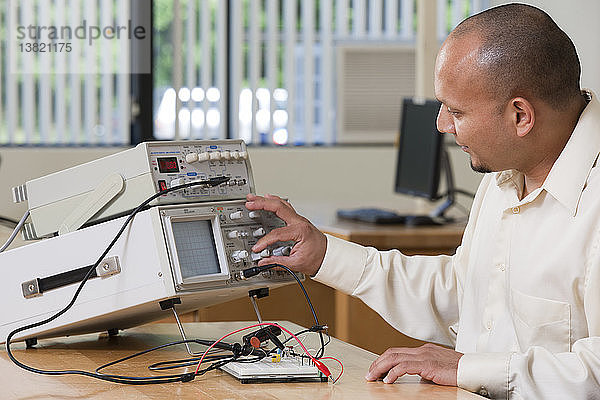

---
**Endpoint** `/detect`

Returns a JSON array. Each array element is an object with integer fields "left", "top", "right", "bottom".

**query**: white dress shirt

[{"left": 313, "top": 92, "right": 600, "bottom": 399}]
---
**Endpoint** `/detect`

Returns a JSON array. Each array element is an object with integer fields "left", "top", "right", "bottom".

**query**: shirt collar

[{"left": 495, "top": 90, "right": 600, "bottom": 216}]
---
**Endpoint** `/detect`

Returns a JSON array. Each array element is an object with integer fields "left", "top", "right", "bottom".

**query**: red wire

[
  {"left": 193, "top": 322, "right": 332, "bottom": 376},
  {"left": 318, "top": 356, "right": 344, "bottom": 383}
]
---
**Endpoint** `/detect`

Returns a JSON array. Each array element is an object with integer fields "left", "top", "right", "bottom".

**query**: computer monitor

[{"left": 394, "top": 98, "right": 455, "bottom": 220}]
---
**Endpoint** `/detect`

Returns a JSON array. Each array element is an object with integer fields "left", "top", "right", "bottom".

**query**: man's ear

[{"left": 511, "top": 97, "right": 535, "bottom": 137}]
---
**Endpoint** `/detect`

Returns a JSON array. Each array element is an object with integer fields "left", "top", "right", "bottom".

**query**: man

[{"left": 246, "top": 4, "right": 600, "bottom": 399}]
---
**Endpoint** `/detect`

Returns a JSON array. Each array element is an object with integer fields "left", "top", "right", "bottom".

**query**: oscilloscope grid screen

[{"left": 171, "top": 219, "right": 221, "bottom": 279}]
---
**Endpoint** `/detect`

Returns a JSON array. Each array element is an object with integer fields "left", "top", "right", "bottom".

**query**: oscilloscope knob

[
  {"left": 272, "top": 246, "right": 292, "bottom": 257},
  {"left": 252, "top": 228, "right": 266, "bottom": 238},
  {"left": 248, "top": 211, "right": 260, "bottom": 219},
  {"left": 229, "top": 211, "right": 243, "bottom": 220},
  {"left": 260, "top": 249, "right": 270, "bottom": 258}
]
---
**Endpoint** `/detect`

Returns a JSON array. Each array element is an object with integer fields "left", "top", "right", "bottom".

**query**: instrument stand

[
  {"left": 159, "top": 298, "right": 203, "bottom": 357},
  {"left": 159, "top": 288, "right": 271, "bottom": 357},
  {"left": 248, "top": 287, "right": 269, "bottom": 324}
]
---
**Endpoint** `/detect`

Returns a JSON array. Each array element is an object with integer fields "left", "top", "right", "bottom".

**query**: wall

[{"left": 0, "top": 145, "right": 482, "bottom": 223}]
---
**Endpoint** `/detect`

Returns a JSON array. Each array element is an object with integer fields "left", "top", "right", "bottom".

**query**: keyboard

[{"left": 336, "top": 208, "right": 442, "bottom": 225}]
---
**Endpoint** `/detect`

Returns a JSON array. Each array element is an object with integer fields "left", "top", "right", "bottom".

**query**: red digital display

[{"left": 158, "top": 157, "right": 180, "bottom": 173}]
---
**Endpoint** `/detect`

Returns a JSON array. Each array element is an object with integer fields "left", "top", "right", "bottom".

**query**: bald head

[{"left": 448, "top": 4, "right": 581, "bottom": 111}]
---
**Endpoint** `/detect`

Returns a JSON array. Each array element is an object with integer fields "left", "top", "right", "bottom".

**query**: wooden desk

[
  {"left": 0, "top": 321, "right": 480, "bottom": 399},
  {"left": 317, "top": 218, "right": 465, "bottom": 353},
  {"left": 318, "top": 219, "right": 464, "bottom": 255},
  {"left": 0, "top": 219, "right": 464, "bottom": 356}
]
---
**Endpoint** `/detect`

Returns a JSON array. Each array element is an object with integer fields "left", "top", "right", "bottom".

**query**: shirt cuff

[
  {"left": 312, "top": 234, "right": 367, "bottom": 294},
  {"left": 457, "top": 352, "right": 512, "bottom": 398}
]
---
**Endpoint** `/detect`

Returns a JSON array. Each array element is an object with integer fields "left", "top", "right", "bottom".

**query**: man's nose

[{"left": 436, "top": 106, "right": 456, "bottom": 135}]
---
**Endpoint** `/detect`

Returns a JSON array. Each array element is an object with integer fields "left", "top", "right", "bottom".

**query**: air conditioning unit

[{"left": 336, "top": 44, "right": 416, "bottom": 143}]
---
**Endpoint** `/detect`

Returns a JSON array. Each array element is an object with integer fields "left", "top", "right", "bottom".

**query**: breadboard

[{"left": 220, "top": 357, "right": 327, "bottom": 383}]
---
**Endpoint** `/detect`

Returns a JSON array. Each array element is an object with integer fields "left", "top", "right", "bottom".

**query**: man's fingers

[
  {"left": 256, "top": 255, "right": 289, "bottom": 267},
  {"left": 368, "top": 348, "right": 419, "bottom": 375},
  {"left": 383, "top": 361, "right": 430, "bottom": 384},
  {"left": 245, "top": 193, "right": 327, "bottom": 277},
  {"left": 251, "top": 225, "right": 296, "bottom": 252},
  {"left": 366, "top": 344, "right": 462, "bottom": 386},
  {"left": 245, "top": 194, "right": 298, "bottom": 223},
  {"left": 367, "top": 355, "right": 432, "bottom": 384},
  {"left": 366, "top": 353, "right": 412, "bottom": 381}
]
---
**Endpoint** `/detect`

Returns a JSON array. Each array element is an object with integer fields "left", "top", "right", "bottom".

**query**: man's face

[{"left": 434, "top": 36, "right": 515, "bottom": 173}]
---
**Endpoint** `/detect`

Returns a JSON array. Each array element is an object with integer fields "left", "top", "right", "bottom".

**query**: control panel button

[
  {"left": 198, "top": 152, "right": 210, "bottom": 162},
  {"left": 231, "top": 250, "right": 249, "bottom": 262},
  {"left": 272, "top": 246, "right": 291, "bottom": 257},
  {"left": 227, "top": 230, "right": 248, "bottom": 239},
  {"left": 185, "top": 153, "right": 199, "bottom": 163},
  {"left": 158, "top": 180, "right": 168, "bottom": 191},
  {"left": 170, "top": 177, "right": 185, "bottom": 188},
  {"left": 209, "top": 152, "right": 221, "bottom": 161},
  {"left": 221, "top": 151, "right": 231, "bottom": 160},
  {"left": 252, "top": 227, "right": 266, "bottom": 238},
  {"left": 229, "top": 211, "right": 243, "bottom": 220},
  {"left": 231, "top": 151, "right": 240, "bottom": 160},
  {"left": 239, "top": 151, "right": 248, "bottom": 160},
  {"left": 248, "top": 211, "right": 260, "bottom": 219}
]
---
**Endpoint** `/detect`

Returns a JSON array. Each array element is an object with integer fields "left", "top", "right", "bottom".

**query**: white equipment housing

[
  {"left": 12, "top": 140, "right": 254, "bottom": 239},
  {"left": 0, "top": 199, "right": 298, "bottom": 343}
]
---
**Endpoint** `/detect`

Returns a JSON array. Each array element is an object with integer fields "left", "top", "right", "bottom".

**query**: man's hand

[
  {"left": 245, "top": 194, "right": 327, "bottom": 276},
  {"left": 365, "top": 343, "right": 463, "bottom": 386}
]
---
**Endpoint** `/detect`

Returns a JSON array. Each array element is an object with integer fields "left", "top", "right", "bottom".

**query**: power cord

[
  {"left": 6, "top": 176, "right": 331, "bottom": 384},
  {"left": 5, "top": 176, "right": 230, "bottom": 384},
  {"left": 0, "top": 210, "right": 30, "bottom": 253},
  {"left": 94, "top": 339, "right": 247, "bottom": 379}
]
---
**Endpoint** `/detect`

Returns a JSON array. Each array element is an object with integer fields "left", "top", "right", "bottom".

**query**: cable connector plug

[
  {"left": 180, "top": 372, "right": 196, "bottom": 383},
  {"left": 240, "top": 264, "right": 273, "bottom": 279},
  {"left": 309, "top": 324, "right": 328, "bottom": 332}
]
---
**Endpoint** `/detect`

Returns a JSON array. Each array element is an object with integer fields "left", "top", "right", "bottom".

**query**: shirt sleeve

[
  {"left": 458, "top": 341, "right": 600, "bottom": 399},
  {"left": 311, "top": 176, "right": 493, "bottom": 347},
  {"left": 313, "top": 234, "right": 462, "bottom": 346}
]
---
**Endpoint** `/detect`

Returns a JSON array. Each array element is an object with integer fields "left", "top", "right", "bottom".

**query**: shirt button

[
  {"left": 498, "top": 264, "right": 506, "bottom": 272},
  {"left": 486, "top": 321, "right": 492, "bottom": 330},
  {"left": 512, "top": 206, "right": 520, "bottom": 214},
  {"left": 479, "top": 386, "right": 490, "bottom": 397}
]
